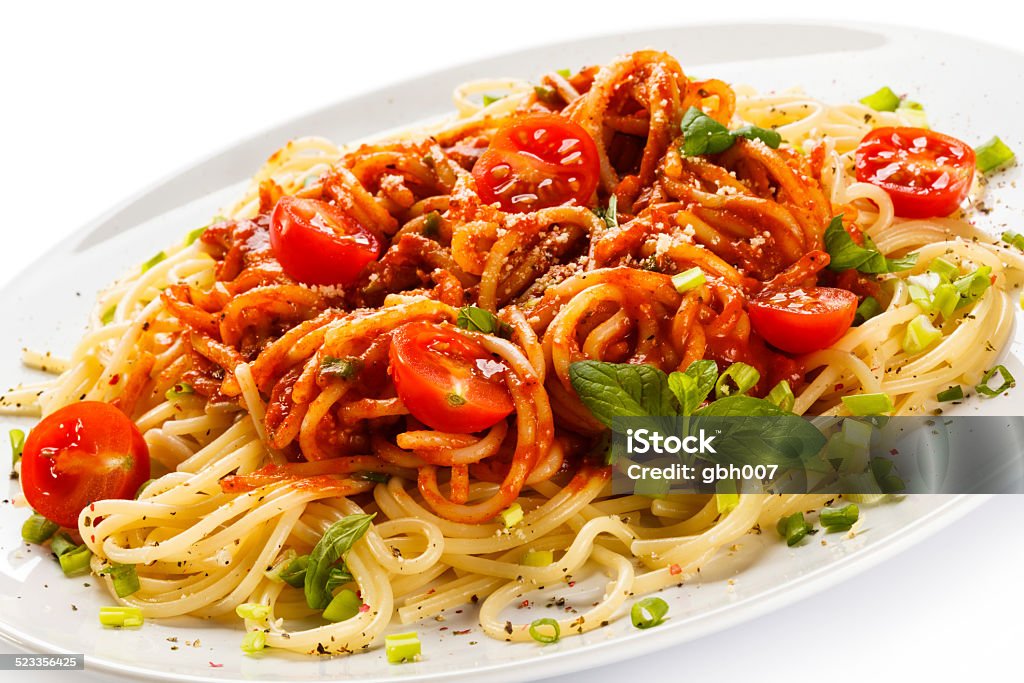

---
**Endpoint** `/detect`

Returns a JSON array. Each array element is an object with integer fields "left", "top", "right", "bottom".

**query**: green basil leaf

[
  {"left": 680, "top": 107, "right": 735, "bottom": 156},
  {"left": 456, "top": 306, "right": 508, "bottom": 336},
  {"left": 823, "top": 216, "right": 917, "bottom": 274},
  {"left": 305, "top": 514, "right": 375, "bottom": 610},
  {"left": 325, "top": 566, "right": 354, "bottom": 593},
  {"left": 321, "top": 356, "right": 362, "bottom": 380},
  {"left": 568, "top": 361, "right": 677, "bottom": 428},
  {"left": 732, "top": 125, "right": 782, "bottom": 149}
]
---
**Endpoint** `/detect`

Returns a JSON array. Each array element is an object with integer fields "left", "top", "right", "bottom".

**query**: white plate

[{"left": 1, "top": 20, "right": 1022, "bottom": 683}]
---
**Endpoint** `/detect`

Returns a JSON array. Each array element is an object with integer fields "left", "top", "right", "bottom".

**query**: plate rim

[{"left": 1, "top": 18, "right": 1018, "bottom": 683}]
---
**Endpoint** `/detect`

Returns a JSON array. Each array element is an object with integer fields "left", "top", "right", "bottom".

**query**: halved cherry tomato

[
  {"left": 269, "top": 196, "right": 381, "bottom": 286},
  {"left": 21, "top": 402, "right": 150, "bottom": 528},
  {"left": 748, "top": 286, "right": 858, "bottom": 355},
  {"left": 472, "top": 113, "right": 600, "bottom": 213},
  {"left": 389, "top": 322, "right": 514, "bottom": 433},
  {"left": 855, "top": 127, "right": 975, "bottom": 218}
]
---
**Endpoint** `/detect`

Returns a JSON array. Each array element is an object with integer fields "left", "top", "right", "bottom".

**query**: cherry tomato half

[
  {"left": 389, "top": 322, "right": 514, "bottom": 433},
  {"left": 21, "top": 402, "right": 150, "bottom": 528},
  {"left": 472, "top": 113, "right": 600, "bottom": 213},
  {"left": 269, "top": 196, "right": 381, "bottom": 286},
  {"left": 855, "top": 127, "right": 975, "bottom": 219},
  {"left": 748, "top": 286, "right": 858, "bottom": 355}
]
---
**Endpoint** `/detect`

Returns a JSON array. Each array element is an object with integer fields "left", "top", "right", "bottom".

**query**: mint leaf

[
  {"left": 568, "top": 361, "right": 676, "bottom": 428},
  {"left": 692, "top": 396, "right": 827, "bottom": 467},
  {"left": 684, "top": 360, "right": 719, "bottom": 406},
  {"left": 680, "top": 107, "right": 735, "bottom": 156},
  {"left": 823, "top": 216, "right": 917, "bottom": 274},
  {"left": 305, "top": 514, "right": 374, "bottom": 610}
]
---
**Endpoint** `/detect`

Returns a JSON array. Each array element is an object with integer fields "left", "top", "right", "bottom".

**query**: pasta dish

[{"left": 5, "top": 50, "right": 1020, "bottom": 660}]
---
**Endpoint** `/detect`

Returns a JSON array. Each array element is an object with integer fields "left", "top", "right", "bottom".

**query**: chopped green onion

[
  {"left": 534, "top": 85, "right": 560, "bottom": 106},
  {"left": 529, "top": 618, "right": 561, "bottom": 643},
  {"left": 278, "top": 554, "right": 309, "bottom": 588},
  {"left": 630, "top": 597, "right": 669, "bottom": 629},
  {"left": 819, "top": 504, "right": 859, "bottom": 531},
  {"left": 555, "top": 68, "right": 572, "bottom": 78},
  {"left": 101, "top": 305, "right": 117, "bottom": 325},
  {"left": 908, "top": 283, "right": 932, "bottom": 313},
  {"left": 9, "top": 429, "right": 25, "bottom": 466},
  {"left": 765, "top": 380, "right": 795, "bottom": 412},
  {"left": 22, "top": 513, "right": 59, "bottom": 544},
  {"left": 1002, "top": 231, "right": 1024, "bottom": 252},
  {"left": 102, "top": 563, "right": 141, "bottom": 598},
  {"left": 241, "top": 630, "right": 266, "bottom": 654},
  {"left": 385, "top": 632, "right": 421, "bottom": 664},
  {"left": 633, "top": 475, "right": 670, "bottom": 498},
  {"left": 715, "top": 362, "right": 760, "bottom": 398},
  {"left": 975, "top": 136, "right": 1015, "bottom": 174},
  {"left": 482, "top": 94, "right": 502, "bottom": 106},
  {"left": 141, "top": 251, "right": 167, "bottom": 273},
  {"left": 671, "top": 267, "right": 706, "bottom": 293},
  {"left": 185, "top": 226, "right": 207, "bottom": 245},
  {"left": 953, "top": 266, "right": 992, "bottom": 308},
  {"left": 99, "top": 606, "right": 144, "bottom": 628},
  {"left": 937, "top": 385, "right": 964, "bottom": 402},
  {"left": 871, "top": 458, "right": 906, "bottom": 493},
  {"left": 927, "top": 257, "right": 960, "bottom": 281},
  {"left": 842, "top": 419, "right": 874, "bottom": 450},
  {"left": 50, "top": 532, "right": 78, "bottom": 557},
  {"left": 235, "top": 602, "right": 271, "bottom": 621},
  {"left": 902, "top": 314, "right": 942, "bottom": 355},
  {"left": 855, "top": 296, "right": 882, "bottom": 324},
  {"left": 842, "top": 392, "right": 895, "bottom": 416},
  {"left": 500, "top": 502, "right": 524, "bottom": 528},
  {"left": 322, "top": 589, "right": 361, "bottom": 623},
  {"left": 164, "top": 382, "right": 194, "bottom": 401},
  {"left": 931, "top": 283, "right": 960, "bottom": 319},
  {"left": 896, "top": 102, "right": 929, "bottom": 129},
  {"left": 860, "top": 86, "right": 901, "bottom": 112},
  {"left": 776, "top": 511, "right": 812, "bottom": 546},
  {"left": 521, "top": 549, "right": 554, "bottom": 567},
  {"left": 59, "top": 545, "right": 93, "bottom": 577},
  {"left": 975, "top": 365, "right": 1015, "bottom": 397}
]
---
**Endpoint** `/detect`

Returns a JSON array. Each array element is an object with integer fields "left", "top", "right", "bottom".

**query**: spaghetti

[{"left": 6, "top": 50, "right": 1022, "bottom": 656}]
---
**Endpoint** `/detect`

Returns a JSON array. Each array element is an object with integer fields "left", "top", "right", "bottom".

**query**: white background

[{"left": 2, "top": 1, "right": 1023, "bottom": 681}]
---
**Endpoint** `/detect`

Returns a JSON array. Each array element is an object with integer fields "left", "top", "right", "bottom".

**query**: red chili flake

[
  {"left": 519, "top": 600, "right": 530, "bottom": 608},
  {"left": 453, "top": 629, "right": 472, "bottom": 636},
  {"left": 567, "top": 581, "right": 576, "bottom": 587},
  {"left": 426, "top": 588, "right": 436, "bottom": 595},
  {"left": 890, "top": 448, "right": 899, "bottom": 456},
  {"left": 669, "top": 564, "right": 682, "bottom": 576},
  {"left": 834, "top": 383, "right": 844, "bottom": 391},
  {"left": 359, "top": 603, "right": 370, "bottom": 613},
  {"left": 90, "top": 535, "right": 95, "bottom": 543},
  {"left": 108, "top": 375, "right": 120, "bottom": 386},
  {"left": 209, "top": 662, "right": 223, "bottom": 668}
]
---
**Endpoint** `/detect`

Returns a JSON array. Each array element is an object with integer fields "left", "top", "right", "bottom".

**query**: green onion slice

[
  {"left": 529, "top": 618, "right": 561, "bottom": 643},
  {"left": 500, "top": 502, "right": 524, "bottom": 528},
  {"left": 714, "top": 362, "right": 760, "bottom": 398},
  {"left": 521, "top": 549, "right": 554, "bottom": 567},
  {"left": 323, "top": 589, "right": 361, "bottom": 623},
  {"left": 765, "top": 380, "right": 795, "bottom": 412},
  {"left": 671, "top": 267, "right": 706, "bottom": 293},
  {"left": 975, "top": 365, "right": 1015, "bottom": 397},
  {"left": 630, "top": 597, "right": 669, "bottom": 629},
  {"left": 241, "top": 630, "right": 266, "bottom": 654},
  {"left": 975, "top": 136, "right": 1015, "bottom": 173},
  {"left": 22, "top": 513, "right": 59, "bottom": 544},
  {"left": 102, "top": 563, "right": 141, "bottom": 598},
  {"left": 59, "top": 545, "right": 93, "bottom": 577},
  {"left": 819, "top": 504, "right": 859, "bottom": 530},
  {"left": 936, "top": 385, "right": 964, "bottom": 402},
  {"left": 777, "top": 511, "right": 812, "bottom": 546},
  {"left": 9, "top": 429, "right": 25, "bottom": 466},
  {"left": 141, "top": 251, "right": 167, "bottom": 273},
  {"left": 855, "top": 296, "right": 881, "bottom": 324},
  {"left": 235, "top": 602, "right": 271, "bottom": 621},
  {"left": 385, "top": 632, "right": 421, "bottom": 664},
  {"left": 860, "top": 86, "right": 901, "bottom": 112},
  {"left": 841, "top": 392, "right": 895, "bottom": 416},
  {"left": 99, "top": 606, "right": 144, "bottom": 628}
]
